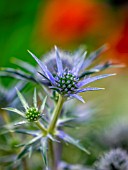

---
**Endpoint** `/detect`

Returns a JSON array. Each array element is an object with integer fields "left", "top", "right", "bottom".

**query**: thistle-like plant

[
  {"left": 3, "top": 88, "right": 47, "bottom": 131},
  {"left": 1, "top": 89, "right": 48, "bottom": 168},
  {"left": 95, "top": 148, "right": 128, "bottom": 170},
  {"left": 28, "top": 46, "right": 115, "bottom": 103},
  {"left": 0, "top": 46, "right": 119, "bottom": 170},
  {"left": 2, "top": 89, "right": 90, "bottom": 169},
  {"left": 98, "top": 118, "right": 128, "bottom": 149},
  {"left": 0, "top": 81, "right": 26, "bottom": 168},
  {"left": 26, "top": 46, "right": 116, "bottom": 137},
  {"left": 0, "top": 45, "right": 121, "bottom": 90}
]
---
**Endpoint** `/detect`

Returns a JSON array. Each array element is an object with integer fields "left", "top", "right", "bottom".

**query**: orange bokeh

[
  {"left": 108, "top": 12, "right": 128, "bottom": 65},
  {"left": 37, "top": 0, "right": 106, "bottom": 45}
]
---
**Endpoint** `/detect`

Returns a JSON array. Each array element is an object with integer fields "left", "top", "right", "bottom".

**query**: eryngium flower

[
  {"left": 98, "top": 118, "right": 128, "bottom": 149},
  {"left": 95, "top": 148, "right": 128, "bottom": 170},
  {"left": 28, "top": 46, "right": 115, "bottom": 102},
  {"left": 3, "top": 89, "right": 47, "bottom": 123},
  {"left": 26, "top": 107, "right": 40, "bottom": 122}
]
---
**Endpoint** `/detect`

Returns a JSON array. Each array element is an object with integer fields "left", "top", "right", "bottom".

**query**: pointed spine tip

[
  {"left": 86, "top": 150, "right": 91, "bottom": 155},
  {"left": 83, "top": 51, "right": 87, "bottom": 56},
  {"left": 27, "top": 50, "right": 34, "bottom": 57},
  {"left": 27, "top": 50, "right": 33, "bottom": 56},
  {"left": 82, "top": 99, "right": 86, "bottom": 103},
  {"left": 54, "top": 45, "right": 58, "bottom": 51},
  {"left": 100, "top": 88, "right": 105, "bottom": 90},
  {"left": 111, "top": 73, "right": 117, "bottom": 76}
]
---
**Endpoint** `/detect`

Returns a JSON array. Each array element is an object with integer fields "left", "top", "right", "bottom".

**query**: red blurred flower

[
  {"left": 108, "top": 14, "right": 128, "bottom": 64},
  {"left": 37, "top": 0, "right": 105, "bottom": 45},
  {"left": 115, "top": 17, "right": 128, "bottom": 54}
]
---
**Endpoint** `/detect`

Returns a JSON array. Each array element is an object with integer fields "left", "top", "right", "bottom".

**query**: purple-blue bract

[{"left": 28, "top": 46, "right": 115, "bottom": 103}]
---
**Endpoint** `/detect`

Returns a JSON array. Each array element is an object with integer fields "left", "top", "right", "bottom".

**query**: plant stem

[
  {"left": 48, "top": 139, "right": 57, "bottom": 170},
  {"left": 48, "top": 95, "right": 65, "bottom": 134},
  {"left": 22, "top": 158, "right": 29, "bottom": 170},
  {"left": 36, "top": 121, "right": 47, "bottom": 135},
  {"left": 54, "top": 137, "right": 62, "bottom": 168}
]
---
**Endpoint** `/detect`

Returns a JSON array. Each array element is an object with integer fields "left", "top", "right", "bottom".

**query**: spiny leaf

[
  {"left": 57, "top": 117, "right": 77, "bottom": 126},
  {"left": 16, "top": 89, "right": 29, "bottom": 111},
  {"left": 0, "top": 67, "right": 37, "bottom": 82},
  {"left": 17, "top": 146, "right": 29, "bottom": 159},
  {"left": 47, "top": 134, "right": 60, "bottom": 142},
  {"left": 94, "top": 61, "right": 125, "bottom": 71},
  {"left": 81, "top": 44, "right": 108, "bottom": 70},
  {"left": 79, "top": 70, "right": 99, "bottom": 78},
  {"left": 40, "top": 138, "right": 48, "bottom": 168},
  {"left": 14, "top": 121, "right": 28, "bottom": 126},
  {"left": 15, "top": 129, "right": 39, "bottom": 136},
  {"left": 2, "top": 107, "right": 25, "bottom": 117},
  {"left": 40, "top": 96, "right": 47, "bottom": 113},
  {"left": 33, "top": 88, "right": 37, "bottom": 108},
  {"left": 0, "top": 121, "right": 27, "bottom": 135},
  {"left": 57, "top": 130, "right": 90, "bottom": 154},
  {"left": 12, "top": 58, "right": 36, "bottom": 73},
  {"left": 28, "top": 146, "right": 33, "bottom": 158},
  {"left": 26, "top": 134, "right": 42, "bottom": 146},
  {"left": 15, "top": 143, "right": 26, "bottom": 148},
  {"left": 15, "top": 134, "right": 42, "bottom": 149}
]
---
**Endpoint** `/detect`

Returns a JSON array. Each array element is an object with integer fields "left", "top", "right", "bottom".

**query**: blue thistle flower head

[
  {"left": 95, "top": 148, "right": 128, "bottom": 170},
  {"left": 3, "top": 89, "right": 47, "bottom": 123},
  {"left": 99, "top": 118, "right": 128, "bottom": 149},
  {"left": 26, "top": 107, "right": 40, "bottom": 122},
  {"left": 28, "top": 46, "right": 115, "bottom": 103}
]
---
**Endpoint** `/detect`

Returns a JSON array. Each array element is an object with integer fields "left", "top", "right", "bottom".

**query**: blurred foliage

[{"left": 0, "top": 0, "right": 43, "bottom": 67}]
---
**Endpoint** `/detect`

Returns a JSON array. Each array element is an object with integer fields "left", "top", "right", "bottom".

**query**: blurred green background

[{"left": 1, "top": 0, "right": 128, "bottom": 65}]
